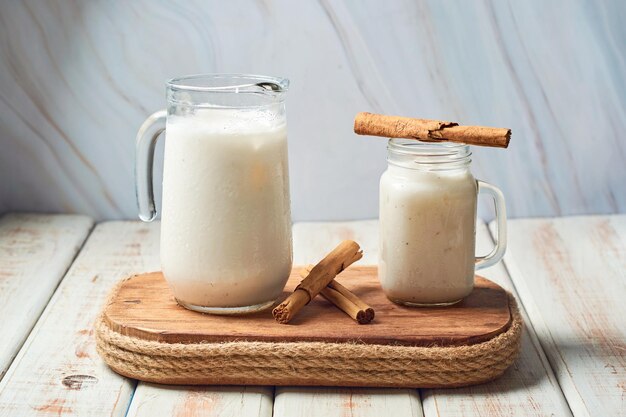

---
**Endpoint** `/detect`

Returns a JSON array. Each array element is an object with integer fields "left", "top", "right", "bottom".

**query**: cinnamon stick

[
  {"left": 301, "top": 265, "right": 375, "bottom": 324},
  {"left": 320, "top": 286, "right": 369, "bottom": 324},
  {"left": 272, "top": 240, "right": 363, "bottom": 324},
  {"left": 327, "top": 280, "right": 375, "bottom": 323},
  {"left": 354, "top": 112, "right": 511, "bottom": 148}
]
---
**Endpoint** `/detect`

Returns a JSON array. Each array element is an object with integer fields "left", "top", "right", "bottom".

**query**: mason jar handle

[
  {"left": 475, "top": 180, "right": 507, "bottom": 269},
  {"left": 135, "top": 110, "right": 166, "bottom": 222}
]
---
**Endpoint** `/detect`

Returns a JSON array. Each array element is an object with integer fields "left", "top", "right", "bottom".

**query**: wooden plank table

[
  {"left": 0, "top": 213, "right": 623, "bottom": 416},
  {"left": 0, "top": 214, "right": 92, "bottom": 379},
  {"left": 492, "top": 215, "right": 625, "bottom": 417}
]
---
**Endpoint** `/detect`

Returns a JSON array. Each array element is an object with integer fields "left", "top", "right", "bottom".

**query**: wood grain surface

[
  {"left": 0, "top": 214, "right": 92, "bottom": 378},
  {"left": 1, "top": 214, "right": 622, "bottom": 416},
  {"left": 274, "top": 387, "right": 423, "bottom": 417},
  {"left": 0, "top": 221, "right": 160, "bottom": 417},
  {"left": 495, "top": 215, "right": 626, "bottom": 417},
  {"left": 125, "top": 385, "right": 274, "bottom": 417},
  {"left": 421, "top": 222, "right": 573, "bottom": 417},
  {"left": 104, "top": 269, "right": 512, "bottom": 347}
]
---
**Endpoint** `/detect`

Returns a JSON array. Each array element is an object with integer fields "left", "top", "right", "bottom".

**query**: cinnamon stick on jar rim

[
  {"left": 354, "top": 112, "right": 511, "bottom": 148},
  {"left": 272, "top": 240, "right": 363, "bottom": 324}
]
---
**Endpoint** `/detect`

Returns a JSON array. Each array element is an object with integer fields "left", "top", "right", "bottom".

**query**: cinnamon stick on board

[
  {"left": 354, "top": 112, "right": 511, "bottom": 148},
  {"left": 272, "top": 240, "right": 363, "bottom": 324},
  {"left": 301, "top": 265, "right": 375, "bottom": 324}
]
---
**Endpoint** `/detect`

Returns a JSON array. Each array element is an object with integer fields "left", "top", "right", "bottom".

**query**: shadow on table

[
  {"left": 139, "top": 383, "right": 273, "bottom": 396},
  {"left": 424, "top": 328, "right": 625, "bottom": 398},
  {"left": 423, "top": 327, "right": 549, "bottom": 396}
]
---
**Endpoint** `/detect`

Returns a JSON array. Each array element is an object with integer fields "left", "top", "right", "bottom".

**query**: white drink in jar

[
  {"left": 160, "top": 108, "right": 292, "bottom": 309},
  {"left": 378, "top": 140, "right": 507, "bottom": 306},
  {"left": 379, "top": 165, "right": 477, "bottom": 305}
]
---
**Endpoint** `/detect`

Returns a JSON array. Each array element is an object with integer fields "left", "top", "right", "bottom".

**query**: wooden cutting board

[{"left": 103, "top": 266, "right": 512, "bottom": 347}]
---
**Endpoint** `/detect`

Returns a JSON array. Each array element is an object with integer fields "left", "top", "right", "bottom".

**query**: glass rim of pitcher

[{"left": 166, "top": 73, "right": 289, "bottom": 95}]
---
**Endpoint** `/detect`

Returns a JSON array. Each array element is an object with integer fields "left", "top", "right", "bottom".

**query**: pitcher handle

[
  {"left": 475, "top": 180, "right": 507, "bottom": 269},
  {"left": 135, "top": 110, "right": 166, "bottom": 222}
]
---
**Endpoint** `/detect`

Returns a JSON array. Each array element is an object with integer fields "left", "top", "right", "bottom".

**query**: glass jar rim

[
  {"left": 388, "top": 138, "right": 470, "bottom": 155},
  {"left": 166, "top": 73, "right": 289, "bottom": 95},
  {"left": 387, "top": 139, "right": 472, "bottom": 170}
]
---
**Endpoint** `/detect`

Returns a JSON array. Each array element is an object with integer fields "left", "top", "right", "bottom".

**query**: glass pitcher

[
  {"left": 136, "top": 74, "right": 293, "bottom": 314},
  {"left": 379, "top": 140, "right": 507, "bottom": 306}
]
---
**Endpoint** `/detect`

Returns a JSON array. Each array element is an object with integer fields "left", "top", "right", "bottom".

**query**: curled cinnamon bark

[
  {"left": 354, "top": 112, "right": 511, "bottom": 148},
  {"left": 272, "top": 240, "right": 363, "bottom": 324},
  {"left": 326, "top": 280, "right": 375, "bottom": 323},
  {"left": 300, "top": 265, "right": 375, "bottom": 324}
]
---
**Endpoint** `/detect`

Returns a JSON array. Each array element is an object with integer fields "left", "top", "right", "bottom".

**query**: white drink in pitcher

[
  {"left": 136, "top": 74, "right": 292, "bottom": 314},
  {"left": 161, "top": 109, "right": 292, "bottom": 309}
]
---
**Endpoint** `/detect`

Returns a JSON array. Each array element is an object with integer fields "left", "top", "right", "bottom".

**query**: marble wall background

[{"left": 0, "top": 0, "right": 624, "bottom": 221}]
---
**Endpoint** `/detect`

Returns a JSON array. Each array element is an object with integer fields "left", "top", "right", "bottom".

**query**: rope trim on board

[{"left": 95, "top": 279, "right": 522, "bottom": 388}]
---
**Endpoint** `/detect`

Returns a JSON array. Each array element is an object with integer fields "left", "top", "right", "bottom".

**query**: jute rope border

[{"left": 95, "top": 277, "right": 523, "bottom": 388}]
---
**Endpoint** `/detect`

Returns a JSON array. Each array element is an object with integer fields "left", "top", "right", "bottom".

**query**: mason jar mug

[{"left": 379, "top": 140, "right": 506, "bottom": 306}]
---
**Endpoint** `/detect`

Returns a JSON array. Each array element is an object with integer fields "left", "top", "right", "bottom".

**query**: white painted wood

[
  {"left": 0, "top": 213, "right": 93, "bottom": 379},
  {"left": 0, "top": 221, "right": 160, "bottom": 416},
  {"left": 274, "top": 220, "right": 423, "bottom": 417},
  {"left": 0, "top": 1, "right": 624, "bottom": 221},
  {"left": 0, "top": 220, "right": 275, "bottom": 417},
  {"left": 3, "top": 217, "right": 608, "bottom": 415},
  {"left": 492, "top": 215, "right": 626, "bottom": 417},
  {"left": 292, "top": 220, "right": 380, "bottom": 265},
  {"left": 274, "top": 387, "right": 423, "bottom": 417},
  {"left": 126, "top": 384, "right": 273, "bottom": 417},
  {"left": 421, "top": 222, "right": 572, "bottom": 416}
]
